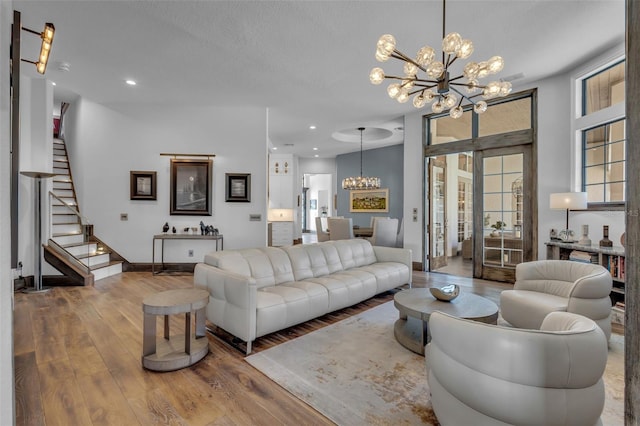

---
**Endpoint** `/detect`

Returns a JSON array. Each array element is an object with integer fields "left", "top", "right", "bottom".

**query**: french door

[{"left": 474, "top": 145, "right": 534, "bottom": 282}]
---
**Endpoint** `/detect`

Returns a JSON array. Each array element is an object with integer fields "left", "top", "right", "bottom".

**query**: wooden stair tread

[
  {"left": 90, "top": 260, "right": 123, "bottom": 271},
  {"left": 76, "top": 250, "right": 112, "bottom": 260},
  {"left": 62, "top": 241, "right": 95, "bottom": 248},
  {"left": 52, "top": 232, "right": 83, "bottom": 237}
]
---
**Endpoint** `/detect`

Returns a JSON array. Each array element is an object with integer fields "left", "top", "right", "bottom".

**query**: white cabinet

[
  {"left": 269, "top": 174, "right": 293, "bottom": 208},
  {"left": 269, "top": 154, "right": 294, "bottom": 209},
  {"left": 269, "top": 221, "right": 293, "bottom": 246}
]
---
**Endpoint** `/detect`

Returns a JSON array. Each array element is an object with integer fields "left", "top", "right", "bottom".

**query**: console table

[{"left": 152, "top": 234, "right": 223, "bottom": 275}]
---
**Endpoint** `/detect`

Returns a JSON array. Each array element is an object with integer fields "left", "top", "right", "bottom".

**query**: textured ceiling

[{"left": 14, "top": 0, "right": 625, "bottom": 158}]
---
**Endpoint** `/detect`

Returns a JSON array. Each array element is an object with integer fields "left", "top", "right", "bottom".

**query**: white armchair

[
  {"left": 426, "top": 311, "right": 608, "bottom": 426},
  {"left": 500, "top": 260, "right": 612, "bottom": 340}
]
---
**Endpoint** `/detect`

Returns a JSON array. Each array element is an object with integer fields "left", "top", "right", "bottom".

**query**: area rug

[
  {"left": 246, "top": 301, "right": 624, "bottom": 426},
  {"left": 246, "top": 301, "right": 436, "bottom": 425}
]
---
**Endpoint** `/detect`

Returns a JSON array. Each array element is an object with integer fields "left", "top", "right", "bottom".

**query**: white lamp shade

[{"left": 550, "top": 192, "right": 588, "bottom": 210}]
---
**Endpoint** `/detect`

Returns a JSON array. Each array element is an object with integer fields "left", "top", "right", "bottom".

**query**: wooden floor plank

[
  {"left": 76, "top": 370, "right": 141, "bottom": 426},
  {"left": 37, "top": 358, "right": 94, "bottom": 426},
  {"left": 14, "top": 352, "right": 45, "bottom": 426},
  {"left": 13, "top": 299, "right": 36, "bottom": 356}
]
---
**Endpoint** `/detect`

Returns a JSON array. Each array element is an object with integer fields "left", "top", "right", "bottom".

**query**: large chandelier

[
  {"left": 342, "top": 127, "right": 381, "bottom": 190},
  {"left": 369, "top": 0, "right": 512, "bottom": 119}
]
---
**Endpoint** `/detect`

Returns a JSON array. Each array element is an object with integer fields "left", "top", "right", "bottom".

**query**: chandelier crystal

[
  {"left": 369, "top": 0, "right": 512, "bottom": 119},
  {"left": 342, "top": 127, "right": 381, "bottom": 190}
]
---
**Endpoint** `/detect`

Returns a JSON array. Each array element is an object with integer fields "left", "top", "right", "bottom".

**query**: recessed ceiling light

[
  {"left": 314, "top": 154, "right": 319, "bottom": 158},
  {"left": 51, "top": 82, "right": 56, "bottom": 86},
  {"left": 125, "top": 80, "right": 137, "bottom": 86},
  {"left": 272, "top": 147, "right": 278, "bottom": 150},
  {"left": 313, "top": 147, "right": 318, "bottom": 151},
  {"left": 309, "top": 125, "right": 316, "bottom": 130}
]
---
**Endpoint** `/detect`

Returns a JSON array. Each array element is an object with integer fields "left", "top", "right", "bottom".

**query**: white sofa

[
  {"left": 426, "top": 311, "right": 608, "bottom": 426},
  {"left": 501, "top": 260, "right": 612, "bottom": 340},
  {"left": 194, "top": 239, "right": 412, "bottom": 353}
]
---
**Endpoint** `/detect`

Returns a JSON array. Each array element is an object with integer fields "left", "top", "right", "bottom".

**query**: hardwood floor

[{"left": 13, "top": 271, "right": 511, "bottom": 425}]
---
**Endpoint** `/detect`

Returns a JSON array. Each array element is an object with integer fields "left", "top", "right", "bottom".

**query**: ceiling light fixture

[
  {"left": 369, "top": 0, "right": 512, "bottom": 118},
  {"left": 309, "top": 125, "right": 317, "bottom": 130},
  {"left": 342, "top": 127, "right": 381, "bottom": 190},
  {"left": 125, "top": 80, "right": 137, "bottom": 86},
  {"left": 19, "top": 20, "right": 55, "bottom": 74}
]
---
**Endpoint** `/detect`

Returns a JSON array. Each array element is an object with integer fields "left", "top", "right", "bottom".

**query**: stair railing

[{"left": 48, "top": 191, "right": 93, "bottom": 262}]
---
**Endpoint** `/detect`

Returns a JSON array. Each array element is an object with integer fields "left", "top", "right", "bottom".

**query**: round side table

[{"left": 142, "top": 288, "right": 209, "bottom": 371}]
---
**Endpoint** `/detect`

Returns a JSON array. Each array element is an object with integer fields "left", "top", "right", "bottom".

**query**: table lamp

[{"left": 550, "top": 192, "right": 587, "bottom": 242}]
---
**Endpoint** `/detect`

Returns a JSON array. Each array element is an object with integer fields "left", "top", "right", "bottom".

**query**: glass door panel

[
  {"left": 429, "top": 156, "right": 447, "bottom": 270},
  {"left": 481, "top": 152, "right": 524, "bottom": 281}
]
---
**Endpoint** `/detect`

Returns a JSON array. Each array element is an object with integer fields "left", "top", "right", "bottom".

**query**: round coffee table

[
  {"left": 393, "top": 287, "right": 498, "bottom": 355},
  {"left": 142, "top": 288, "right": 210, "bottom": 371}
]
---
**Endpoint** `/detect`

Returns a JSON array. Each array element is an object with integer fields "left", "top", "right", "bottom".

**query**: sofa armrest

[
  {"left": 194, "top": 263, "right": 257, "bottom": 350},
  {"left": 372, "top": 246, "right": 413, "bottom": 286}
]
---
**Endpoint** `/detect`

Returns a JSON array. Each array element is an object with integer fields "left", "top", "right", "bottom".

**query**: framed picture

[
  {"left": 225, "top": 173, "right": 251, "bottom": 202},
  {"left": 310, "top": 199, "right": 317, "bottom": 210},
  {"left": 349, "top": 188, "right": 389, "bottom": 213},
  {"left": 130, "top": 171, "right": 157, "bottom": 200},
  {"left": 170, "top": 159, "right": 212, "bottom": 215}
]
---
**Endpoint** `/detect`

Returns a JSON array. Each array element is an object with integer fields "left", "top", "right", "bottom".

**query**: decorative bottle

[{"left": 599, "top": 225, "right": 613, "bottom": 247}]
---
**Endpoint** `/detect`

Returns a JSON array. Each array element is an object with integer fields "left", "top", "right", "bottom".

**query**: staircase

[{"left": 44, "top": 138, "right": 126, "bottom": 285}]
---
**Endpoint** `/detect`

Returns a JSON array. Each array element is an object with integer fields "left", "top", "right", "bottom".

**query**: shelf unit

[{"left": 545, "top": 241, "right": 626, "bottom": 306}]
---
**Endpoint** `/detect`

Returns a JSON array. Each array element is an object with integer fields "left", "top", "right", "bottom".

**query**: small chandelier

[
  {"left": 342, "top": 127, "right": 381, "bottom": 190},
  {"left": 369, "top": 0, "right": 512, "bottom": 119}
]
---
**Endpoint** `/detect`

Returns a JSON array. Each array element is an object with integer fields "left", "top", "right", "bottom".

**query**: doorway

[
  {"left": 427, "top": 153, "right": 474, "bottom": 277},
  {"left": 424, "top": 90, "right": 537, "bottom": 282},
  {"left": 302, "top": 173, "right": 333, "bottom": 242}
]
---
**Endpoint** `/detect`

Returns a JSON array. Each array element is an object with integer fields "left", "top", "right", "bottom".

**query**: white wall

[
  {"left": 64, "top": 100, "right": 268, "bottom": 263},
  {"left": 1, "top": 3, "right": 15, "bottom": 423},
  {"left": 403, "top": 113, "right": 423, "bottom": 263},
  {"left": 17, "top": 77, "right": 54, "bottom": 278}
]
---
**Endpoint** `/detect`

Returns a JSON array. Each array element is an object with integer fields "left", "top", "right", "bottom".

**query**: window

[
  {"left": 478, "top": 97, "right": 532, "bottom": 137},
  {"left": 578, "top": 58, "right": 626, "bottom": 204},
  {"left": 583, "top": 119, "right": 626, "bottom": 203},
  {"left": 582, "top": 61, "right": 625, "bottom": 116}
]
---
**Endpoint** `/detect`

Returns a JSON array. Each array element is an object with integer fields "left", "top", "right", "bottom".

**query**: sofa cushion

[
  {"left": 333, "top": 239, "right": 377, "bottom": 269},
  {"left": 357, "top": 262, "right": 411, "bottom": 293},
  {"left": 204, "top": 247, "right": 294, "bottom": 288},
  {"left": 276, "top": 281, "right": 329, "bottom": 319},
  {"left": 305, "top": 271, "right": 373, "bottom": 311},
  {"left": 284, "top": 243, "right": 342, "bottom": 281}
]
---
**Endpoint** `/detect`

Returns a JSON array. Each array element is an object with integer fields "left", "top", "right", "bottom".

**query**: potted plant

[{"left": 490, "top": 221, "right": 506, "bottom": 237}]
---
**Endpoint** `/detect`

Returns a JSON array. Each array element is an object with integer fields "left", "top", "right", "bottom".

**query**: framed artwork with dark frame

[
  {"left": 130, "top": 171, "right": 157, "bottom": 200},
  {"left": 225, "top": 173, "right": 251, "bottom": 202},
  {"left": 170, "top": 159, "right": 212, "bottom": 215}
]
